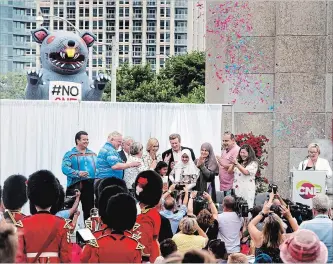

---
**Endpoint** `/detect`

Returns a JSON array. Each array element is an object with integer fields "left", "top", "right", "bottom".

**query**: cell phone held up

[{"left": 268, "top": 184, "right": 278, "bottom": 194}]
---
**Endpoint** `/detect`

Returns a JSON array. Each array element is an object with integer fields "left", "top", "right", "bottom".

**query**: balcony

[
  {"left": 160, "top": 38, "right": 170, "bottom": 43},
  {"left": 106, "top": 1, "right": 115, "bottom": 5},
  {"left": 133, "top": 51, "right": 142, "bottom": 57},
  {"left": 147, "top": 14, "right": 156, "bottom": 19},
  {"left": 106, "top": 51, "right": 112, "bottom": 56},
  {"left": 12, "top": 41, "right": 27, "bottom": 48},
  {"left": 133, "top": 39, "right": 142, "bottom": 44},
  {"left": 175, "top": 39, "right": 187, "bottom": 45},
  {"left": 106, "top": 13, "right": 116, "bottom": 19},
  {"left": 67, "top": 14, "right": 76, "bottom": 19},
  {"left": 13, "top": 27, "right": 29, "bottom": 35},
  {"left": 133, "top": 26, "right": 142, "bottom": 31},
  {"left": 175, "top": 27, "right": 187, "bottom": 32},
  {"left": 133, "top": 1, "right": 142, "bottom": 6},
  {"left": 175, "top": 14, "right": 187, "bottom": 20},
  {"left": 147, "top": 26, "right": 156, "bottom": 31},
  {"left": 147, "top": 39, "right": 156, "bottom": 44},
  {"left": 146, "top": 51, "right": 156, "bottom": 56},
  {"left": 67, "top": 1, "right": 75, "bottom": 6},
  {"left": 133, "top": 13, "right": 142, "bottom": 19}
]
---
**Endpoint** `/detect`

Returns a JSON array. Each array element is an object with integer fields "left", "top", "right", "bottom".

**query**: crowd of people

[{"left": 0, "top": 130, "right": 332, "bottom": 263}]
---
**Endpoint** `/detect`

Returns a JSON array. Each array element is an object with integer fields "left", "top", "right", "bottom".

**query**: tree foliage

[
  {"left": 0, "top": 73, "right": 26, "bottom": 99},
  {"left": 103, "top": 51, "right": 205, "bottom": 103}
]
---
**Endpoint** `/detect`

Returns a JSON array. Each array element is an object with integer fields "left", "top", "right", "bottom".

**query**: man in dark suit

[
  {"left": 162, "top": 133, "right": 195, "bottom": 175},
  {"left": 118, "top": 136, "right": 134, "bottom": 163}
]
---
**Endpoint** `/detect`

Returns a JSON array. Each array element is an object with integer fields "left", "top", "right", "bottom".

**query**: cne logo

[{"left": 296, "top": 180, "right": 322, "bottom": 199}]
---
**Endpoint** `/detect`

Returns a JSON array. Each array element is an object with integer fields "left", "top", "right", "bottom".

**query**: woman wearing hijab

[
  {"left": 169, "top": 149, "right": 200, "bottom": 190},
  {"left": 195, "top": 143, "right": 219, "bottom": 202}
]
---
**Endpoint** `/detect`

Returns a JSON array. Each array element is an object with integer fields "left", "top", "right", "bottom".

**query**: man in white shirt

[
  {"left": 217, "top": 196, "right": 243, "bottom": 254},
  {"left": 162, "top": 133, "right": 195, "bottom": 175}
]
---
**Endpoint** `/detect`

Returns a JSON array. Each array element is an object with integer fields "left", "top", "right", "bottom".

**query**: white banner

[
  {"left": 291, "top": 170, "right": 327, "bottom": 207},
  {"left": 49, "top": 81, "right": 82, "bottom": 101}
]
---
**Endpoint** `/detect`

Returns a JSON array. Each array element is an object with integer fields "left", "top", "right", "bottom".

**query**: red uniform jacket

[
  {"left": 4, "top": 210, "right": 26, "bottom": 227},
  {"left": 134, "top": 206, "right": 161, "bottom": 262},
  {"left": 16, "top": 212, "right": 72, "bottom": 263},
  {"left": 80, "top": 231, "right": 143, "bottom": 263}
]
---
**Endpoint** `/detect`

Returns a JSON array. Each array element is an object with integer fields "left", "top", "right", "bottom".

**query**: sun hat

[{"left": 279, "top": 229, "right": 328, "bottom": 263}]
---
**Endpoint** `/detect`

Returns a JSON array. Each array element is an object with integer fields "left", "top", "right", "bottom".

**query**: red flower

[
  {"left": 138, "top": 177, "right": 148, "bottom": 187},
  {"left": 263, "top": 162, "right": 268, "bottom": 166},
  {"left": 264, "top": 178, "right": 268, "bottom": 183}
]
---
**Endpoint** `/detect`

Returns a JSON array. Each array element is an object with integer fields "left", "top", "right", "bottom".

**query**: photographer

[
  {"left": 160, "top": 184, "right": 189, "bottom": 235},
  {"left": 217, "top": 196, "right": 244, "bottom": 254},
  {"left": 188, "top": 191, "right": 219, "bottom": 243}
]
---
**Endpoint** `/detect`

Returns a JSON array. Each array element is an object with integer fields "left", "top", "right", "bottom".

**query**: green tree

[
  {"left": 159, "top": 51, "right": 205, "bottom": 97},
  {"left": 0, "top": 73, "right": 27, "bottom": 99},
  {"left": 174, "top": 85, "right": 205, "bottom": 104}
]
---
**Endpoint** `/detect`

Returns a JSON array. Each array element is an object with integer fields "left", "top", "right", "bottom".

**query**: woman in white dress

[
  {"left": 298, "top": 143, "right": 332, "bottom": 193},
  {"left": 228, "top": 144, "right": 258, "bottom": 208},
  {"left": 169, "top": 149, "right": 200, "bottom": 190}
]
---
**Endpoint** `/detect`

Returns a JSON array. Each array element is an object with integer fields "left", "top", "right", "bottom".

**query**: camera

[
  {"left": 193, "top": 192, "right": 208, "bottom": 215},
  {"left": 175, "top": 183, "right": 185, "bottom": 191},
  {"left": 230, "top": 189, "right": 249, "bottom": 217},
  {"left": 283, "top": 199, "right": 313, "bottom": 221},
  {"left": 268, "top": 184, "right": 278, "bottom": 194}
]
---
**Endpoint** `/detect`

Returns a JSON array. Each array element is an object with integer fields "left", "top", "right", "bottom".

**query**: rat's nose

[{"left": 68, "top": 40, "right": 75, "bottom": 47}]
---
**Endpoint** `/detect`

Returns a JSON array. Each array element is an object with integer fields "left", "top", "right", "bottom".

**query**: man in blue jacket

[{"left": 62, "top": 131, "right": 97, "bottom": 220}]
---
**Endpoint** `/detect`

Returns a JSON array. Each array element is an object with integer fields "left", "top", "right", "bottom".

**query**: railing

[
  {"left": 133, "top": 39, "right": 142, "bottom": 44},
  {"left": 175, "top": 27, "right": 187, "bottom": 32},
  {"left": 133, "top": 13, "right": 142, "bottom": 19},
  {"left": 175, "top": 14, "right": 187, "bottom": 20},
  {"left": 147, "top": 26, "right": 156, "bottom": 31},
  {"left": 106, "top": 51, "right": 112, "bottom": 56},
  {"left": 133, "top": 51, "right": 142, "bottom": 56},
  {"left": 133, "top": 26, "right": 142, "bottom": 31},
  {"left": 146, "top": 51, "right": 156, "bottom": 56},
  {"left": 106, "top": 1, "right": 115, "bottom": 5},
  {"left": 106, "top": 13, "right": 116, "bottom": 18},
  {"left": 67, "top": 1, "right": 75, "bottom": 6},
  {"left": 175, "top": 39, "right": 187, "bottom": 45},
  {"left": 147, "top": 1, "right": 157, "bottom": 6},
  {"left": 175, "top": 0, "right": 187, "bottom": 7},
  {"left": 67, "top": 14, "right": 75, "bottom": 19},
  {"left": 147, "top": 39, "right": 156, "bottom": 44},
  {"left": 106, "top": 26, "right": 115, "bottom": 31},
  {"left": 160, "top": 38, "right": 170, "bottom": 43},
  {"left": 13, "top": 27, "right": 29, "bottom": 34},
  {"left": 133, "top": 1, "right": 142, "bottom": 6},
  {"left": 147, "top": 14, "right": 156, "bottom": 19}
]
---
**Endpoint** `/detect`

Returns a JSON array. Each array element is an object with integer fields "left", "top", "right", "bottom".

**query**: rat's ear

[
  {"left": 80, "top": 32, "right": 96, "bottom": 47},
  {"left": 31, "top": 28, "right": 50, "bottom": 44}
]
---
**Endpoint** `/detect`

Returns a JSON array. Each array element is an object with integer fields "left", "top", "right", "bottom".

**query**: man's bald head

[
  {"left": 164, "top": 196, "right": 175, "bottom": 211},
  {"left": 223, "top": 196, "right": 235, "bottom": 211}
]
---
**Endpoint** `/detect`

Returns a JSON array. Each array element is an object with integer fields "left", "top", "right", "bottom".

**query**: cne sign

[
  {"left": 49, "top": 81, "right": 82, "bottom": 101},
  {"left": 296, "top": 180, "right": 322, "bottom": 199}
]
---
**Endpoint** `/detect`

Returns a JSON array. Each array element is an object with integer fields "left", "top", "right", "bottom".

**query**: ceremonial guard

[
  {"left": 133, "top": 170, "right": 163, "bottom": 262},
  {"left": 16, "top": 170, "right": 72, "bottom": 263},
  {"left": 80, "top": 193, "right": 143, "bottom": 263},
  {"left": 85, "top": 177, "right": 128, "bottom": 232},
  {"left": 2, "top": 174, "right": 28, "bottom": 227}
]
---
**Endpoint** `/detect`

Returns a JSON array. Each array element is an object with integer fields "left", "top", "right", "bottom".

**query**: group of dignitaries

[{"left": 2, "top": 168, "right": 164, "bottom": 263}]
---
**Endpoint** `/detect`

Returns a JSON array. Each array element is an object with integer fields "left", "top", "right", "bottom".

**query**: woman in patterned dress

[{"left": 228, "top": 144, "right": 258, "bottom": 208}]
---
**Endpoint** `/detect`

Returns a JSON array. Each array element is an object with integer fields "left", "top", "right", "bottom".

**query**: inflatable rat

[{"left": 25, "top": 28, "right": 110, "bottom": 101}]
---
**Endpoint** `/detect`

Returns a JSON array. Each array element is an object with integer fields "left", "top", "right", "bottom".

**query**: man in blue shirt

[
  {"left": 95, "top": 131, "right": 140, "bottom": 179},
  {"left": 62, "top": 131, "right": 97, "bottom": 220},
  {"left": 160, "top": 184, "right": 189, "bottom": 234},
  {"left": 300, "top": 193, "right": 333, "bottom": 263}
]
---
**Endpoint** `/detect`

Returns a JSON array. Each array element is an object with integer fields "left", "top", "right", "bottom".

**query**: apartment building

[
  {"left": 0, "top": 0, "right": 37, "bottom": 74},
  {"left": 38, "top": 0, "right": 205, "bottom": 76}
]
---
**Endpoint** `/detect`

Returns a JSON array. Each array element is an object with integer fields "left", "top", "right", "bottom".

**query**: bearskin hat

[
  {"left": 134, "top": 170, "right": 162, "bottom": 207},
  {"left": 104, "top": 193, "right": 137, "bottom": 231},
  {"left": 3, "top": 174, "right": 28, "bottom": 210},
  {"left": 98, "top": 185, "right": 126, "bottom": 223},
  {"left": 97, "top": 177, "right": 128, "bottom": 201},
  {"left": 27, "top": 170, "right": 59, "bottom": 209}
]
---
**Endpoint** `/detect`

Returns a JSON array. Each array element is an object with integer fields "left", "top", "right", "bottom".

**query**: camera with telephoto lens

[
  {"left": 230, "top": 189, "right": 249, "bottom": 217},
  {"left": 268, "top": 184, "right": 278, "bottom": 194},
  {"left": 193, "top": 191, "right": 208, "bottom": 215},
  {"left": 175, "top": 183, "right": 185, "bottom": 191},
  {"left": 283, "top": 199, "right": 313, "bottom": 221}
]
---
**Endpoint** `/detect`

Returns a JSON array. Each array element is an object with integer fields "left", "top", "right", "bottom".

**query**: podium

[{"left": 290, "top": 170, "right": 327, "bottom": 208}]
